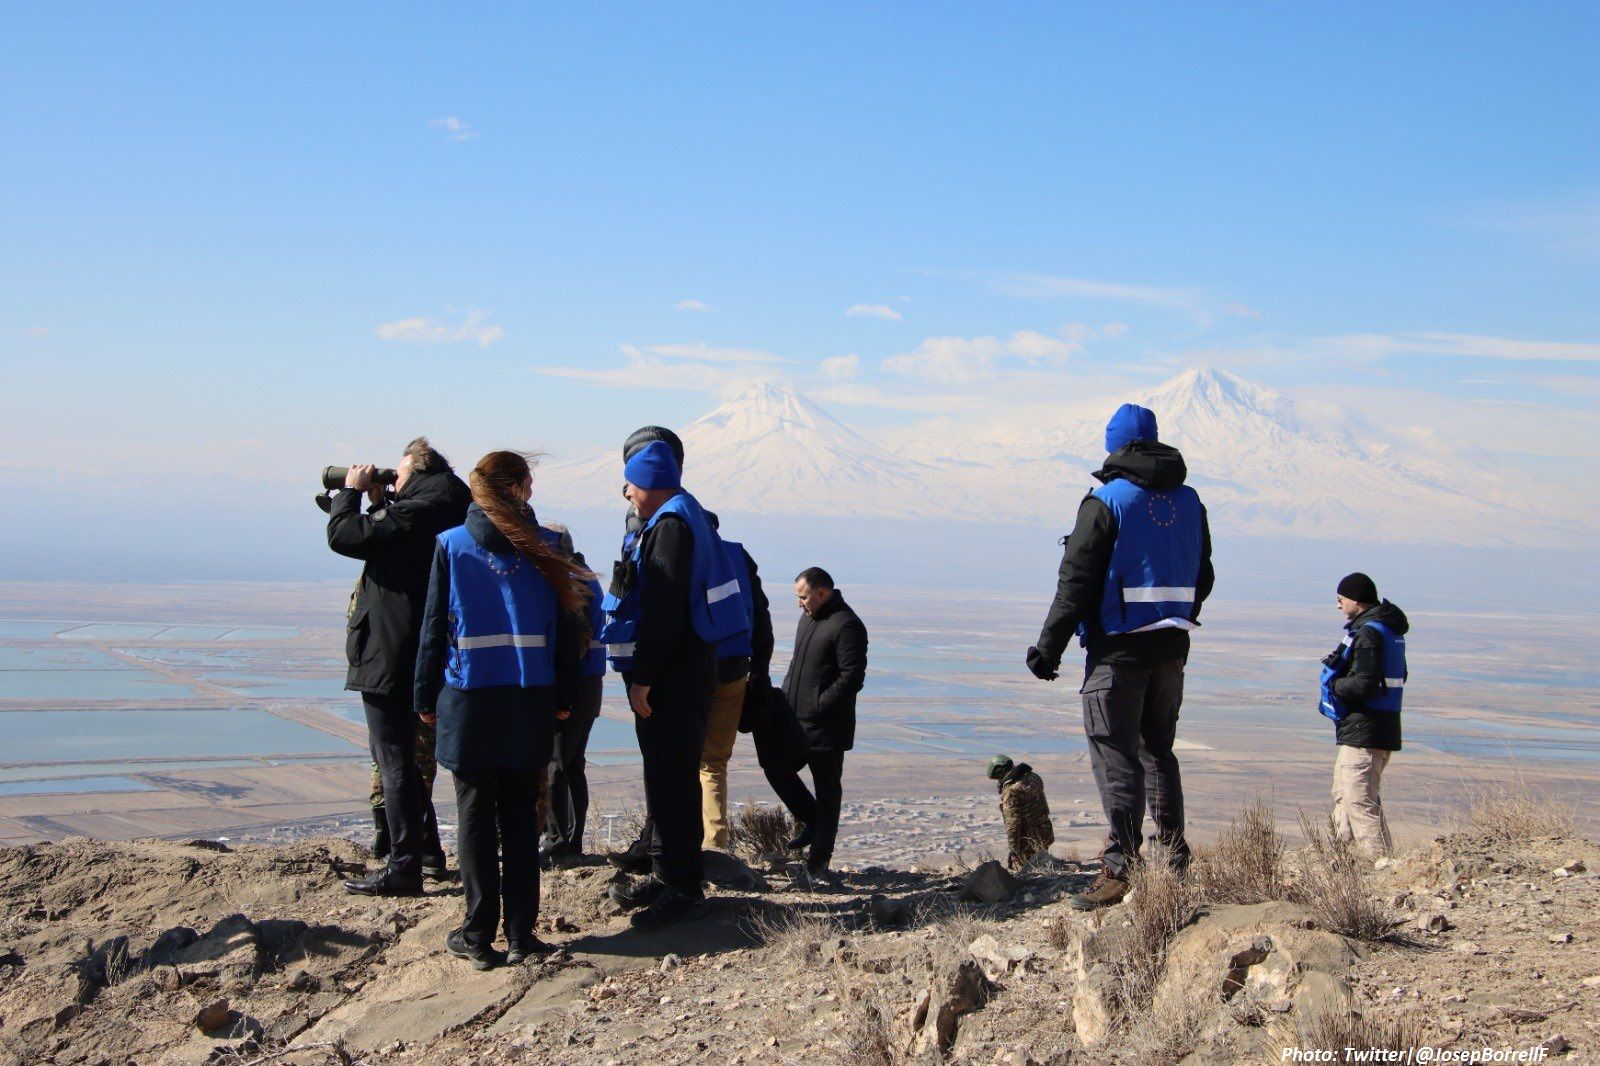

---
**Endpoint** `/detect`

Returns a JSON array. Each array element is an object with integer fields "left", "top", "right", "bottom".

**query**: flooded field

[{"left": 0, "top": 580, "right": 1594, "bottom": 852}]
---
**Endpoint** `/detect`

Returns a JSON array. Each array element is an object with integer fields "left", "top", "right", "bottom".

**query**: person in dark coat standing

[
  {"left": 1026, "top": 403, "right": 1214, "bottom": 911},
  {"left": 1320, "top": 572, "right": 1408, "bottom": 857},
  {"left": 328, "top": 437, "right": 471, "bottom": 896},
  {"left": 414, "top": 451, "right": 590, "bottom": 968},
  {"left": 774, "top": 566, "right": 868, "bottom": 874},
  {"left": 600, "top": 441, "right": 747, "bottom": 930},
  {"left": 541, "top": 522, "right": 606, "bottom": 859}
]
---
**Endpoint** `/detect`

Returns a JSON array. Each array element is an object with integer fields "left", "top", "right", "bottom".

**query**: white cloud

[
  {"left": 429, "top": 116, "right": 477, "bottom": 142},
  {"left": 1327, "top": 331, "right": 1600, "bottom": 364},
  {"left": 27, "top": 326, "right": 48, "bottom": 338},
  {"left": 819, "top": 354, "right": 861, "bottom": 382},
  {"left": 979, "top": 272, "right": 1258, "bottom": 327},
  {"left": 846, "top": 303, "right": 903, "bottom": 321},
  {"left": 535, "top": 341, "right": 791, "bottom": 392},
  {"left": 675, "top": 299, "right": 713, "bottom": 312},
  {"left": 882, "top": 328, "right": 1082, "bottom": 385},
  {"left": 630, "top": 342, "right": 792, "bottom": 365},
  {"left": 374, "top": 311, "right": 504, "bottom": 347},
  {"left": 1101, "top": 321, "right": 1131, "bottom": 337}
]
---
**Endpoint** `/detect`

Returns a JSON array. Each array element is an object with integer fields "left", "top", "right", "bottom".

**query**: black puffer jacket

[
  {"left": 1033, "top": 442, "right": 1215, "bottom": 669},
  {"left": 783, "top": 591, "right": 868, "bottom": 752},
  {"left": 1329, "top": 600, "right": 1409, "bottom": 751},
  {"left": 327, "top": 468, "right": 472, "bottom": 698}
]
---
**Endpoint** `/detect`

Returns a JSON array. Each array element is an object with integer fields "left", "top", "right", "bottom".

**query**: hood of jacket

[
  {"left": 1093, "top": 440, "right": 1189, "bottom": 492},
  {"left": 464, "top": 501, "right": 539, "bottom": 556},
  {"left": 397, "top": 467, "right": 473, "bottom": 514},
  {"left": 1349, "top": 599, "right": 1409, "bottom": 636},
  {"left": 1001, "top": 762, "right": 1034, "bottom": 787}
]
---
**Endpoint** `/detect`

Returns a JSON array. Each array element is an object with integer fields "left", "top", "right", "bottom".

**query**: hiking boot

[
  {"left": 343, "top": 867, "right": 423, "bottom": 897},
  {"left": 605, "top": 840, "right": 651, "bottom": 874},
  {"left": 608, "top": 877, "right": 668, "bottom": 911},
  {"left": 785, "top": 822, "right": 814, "bottom": 851},
  {"left": 629, "top": 887, "right": 705, "bottom": 932},
  {"left": 1069, "top": 870, "right": 1129, "bottom": 911},
  {"left": 370, "top": 806, "right": 390, "bottom": 860},
  {"left": 506, "top": 937, "right": 556, "bottom": 964},
  {"left": 445, "top": 928, "right": 504, "bottom": 971}
]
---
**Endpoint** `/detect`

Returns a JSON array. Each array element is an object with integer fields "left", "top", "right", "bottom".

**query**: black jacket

[
  {"left": 783, "top": 591, "right": 868, "bottom": 752},
  {"left": 327, "top": 468, "right": 472, "bottom": 698},
  {"left": 413, "top": 504, "right": 584, "bottom": 772},
  {"left": 1033, "top": 442, "right": 1215, "bottom": 669},
  {"left": 1328, "top": 600, "right": 1408, "bottom": 751},
  {"left": 622, "top": 506, "right": 717, "bottom": 716}
]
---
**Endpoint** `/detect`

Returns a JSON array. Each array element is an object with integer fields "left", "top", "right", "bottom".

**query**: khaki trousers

[
  {"left": 700, "top": 677, "right": 748, "bottom": 849},
  {"left": 1331, "top": 745, "right": 1394, "bottom": 857}
]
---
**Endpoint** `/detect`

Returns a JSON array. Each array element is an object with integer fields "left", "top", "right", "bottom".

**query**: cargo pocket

[
  {"left": 345, "top": 604, "right": 370, "bottom": 668},
  {"left": 1080, "top": 665, "right": 1118, "bottom": 740}
]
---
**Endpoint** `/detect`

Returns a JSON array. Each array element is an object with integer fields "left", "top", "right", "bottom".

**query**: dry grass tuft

[
  {"left": 747, "top": 906, "right": 842, "bottom": 962},
  {"left": 1117, "top": 848, "right": 1198, "bottom": 1011},
  {"left": 833, "top": 986, "right": 902, "bottom": 1066},
  {"left": 1190, "top": 796, "right": 1286, "bottom": 905},
  {"left": 730, "top": 803, "right": 794, "bottom": 861},
  {"left": 1460, "top": 773, "right": 1576, "bottom": 850},
  {"left": 1298, "top": 1006, "right": 1425, "bottom": 1060},
  {"left": 1289, "top": 810, "right": 1392, "bottom": 941}
]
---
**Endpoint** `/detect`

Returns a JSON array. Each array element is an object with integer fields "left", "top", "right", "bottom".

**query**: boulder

[
  {"left": 910, "top": 957, "right": 992, "bottom": 1055},
  {"left": 701, "top": 850, "right": 770, "bottom": 892},
  {"left": 194, "top": 997, "right": 231, "bottom": 1033},
  {"left": 1071, "top": 963, "right": 1119, "bottom": 1047},
  {"left": 959, "top": 861, "right": 1019, "bottom": 904},
  {"left": 967, "top": 934, "right": 1034, "bottom": 981}
]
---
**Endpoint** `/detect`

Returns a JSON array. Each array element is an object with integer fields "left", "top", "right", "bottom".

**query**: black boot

[
  {"left": 343, "top": 867, "right": 423, "bottom": 897},
  {"left": 370, "top": 806, "right": 390, "bottom": 860},
  {"left": 785, "top": 822, "right": 814, "bottom": 852},
  {"left": 420, "top": 810, "right": 450, "bottom": 880},
  {"left": 605, "top": 836, "right": 651, "bottom": 874}
]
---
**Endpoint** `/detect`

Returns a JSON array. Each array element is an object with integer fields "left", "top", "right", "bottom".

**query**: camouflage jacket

[{"left": 998, "top": 765, "right": 1054, "bottom": 868}]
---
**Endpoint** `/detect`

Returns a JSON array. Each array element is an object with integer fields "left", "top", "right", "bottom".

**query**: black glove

[{"left": 1025, "top": 646, "right": 1059, "bottom": 681}]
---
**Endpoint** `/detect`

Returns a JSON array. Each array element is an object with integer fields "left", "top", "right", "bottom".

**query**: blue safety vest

[
  {"left": 1319, "top": 620, "right": 1407, "bottom": 722},
  {"left": 598, "top": 492, "right": 749, "bottom": 672},
  {"left": 715, "top": 539, "right": 756, "bottom": 659},
  {"left": 438, "top": 525, "right": 558, "bottom": 690},
  {"left": 1077, "top": 478, "right": 1204, "bottom": 643}
]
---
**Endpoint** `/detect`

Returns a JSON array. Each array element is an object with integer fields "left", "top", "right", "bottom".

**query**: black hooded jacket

[
  {"left": 327, "top": 468, "right": 473, "bottom": 699},
  {"left": 1327, "top": 600, "right": 1409, "bottom": 751},
  {"left": 1033, "top": 442, "right": 1215, "bottom": 669}
]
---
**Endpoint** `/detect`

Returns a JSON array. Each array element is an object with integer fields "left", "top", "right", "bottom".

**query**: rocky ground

[{"left": 0, "top": 817, "right": 1595, "bottom": 1064}]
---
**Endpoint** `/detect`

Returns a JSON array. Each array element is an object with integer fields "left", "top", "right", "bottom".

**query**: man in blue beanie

[
  {"left": 1025, "top": 402, "right": 1214, "bottom": 909},
  {"left": 598, "top": 439, "right": 750, "bottom": 930}
]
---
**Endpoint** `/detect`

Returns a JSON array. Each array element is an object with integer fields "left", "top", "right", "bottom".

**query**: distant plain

[{"left": 0, "top": 581, "right": 1594, "bottom": 862}]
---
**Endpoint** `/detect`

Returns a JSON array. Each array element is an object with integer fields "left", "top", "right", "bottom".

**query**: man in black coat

[
  {"left": 327, "top": 437, "right": 471, "bottom": 896},
  {"left": 775, "top": 566, "right": 868, "bottom": 874}
]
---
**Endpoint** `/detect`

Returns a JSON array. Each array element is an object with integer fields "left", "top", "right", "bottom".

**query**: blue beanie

[
  {"left": 623, "top": 439, "right": 681, "bottom": 490},
  {"left": 1105, "top": 403, "right": 1158, "bottom": 454}
]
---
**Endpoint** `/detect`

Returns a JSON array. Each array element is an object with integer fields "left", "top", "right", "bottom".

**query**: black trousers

[
  {"left": 453, "top": 767, "right": 541, "bottom": 947},
  {"left": 545, "top": 675, "right": 604, "bottom": 849},
  {"left": 1080, "top": 658, "right": 1189, "bottom": 878},
  {"left": 633, "top": 685, "right": 709, "bottom": 897},
  {"left": 764, "top": 750, "right": 845, "bottom": 866},
  {"left": 364, "top": 692, "right": 426, "bottom": 880}
]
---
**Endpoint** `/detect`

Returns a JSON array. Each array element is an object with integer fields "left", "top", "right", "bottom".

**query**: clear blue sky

[{"left": 0, "top": 4, "right": 1595, "bottom": 579}]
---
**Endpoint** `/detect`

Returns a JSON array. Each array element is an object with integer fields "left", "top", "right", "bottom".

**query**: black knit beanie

[{"left": 1336, "top": 572, "right": 1379, "bottom": 604}]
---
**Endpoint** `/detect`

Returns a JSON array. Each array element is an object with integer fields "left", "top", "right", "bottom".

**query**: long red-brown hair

[{"left": 468, "top": 451, "right": 593, "bottom": 614}]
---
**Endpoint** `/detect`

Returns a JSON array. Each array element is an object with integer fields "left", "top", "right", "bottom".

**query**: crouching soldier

[{"left": 988, "top": 754, "right": 1054, "bottom": 869}]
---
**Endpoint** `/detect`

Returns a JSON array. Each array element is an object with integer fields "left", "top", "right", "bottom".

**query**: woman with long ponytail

[{"left": 414, "top": 450, "right": 594, "bottom": 969}]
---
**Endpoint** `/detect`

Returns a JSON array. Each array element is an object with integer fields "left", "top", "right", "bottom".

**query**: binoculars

[{"left": 321, "top": 466, "right": 399, "bottom": 492}]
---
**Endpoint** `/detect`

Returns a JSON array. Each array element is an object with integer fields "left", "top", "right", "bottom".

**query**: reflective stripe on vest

[
  {"left": 456, "top": 633, "right": 548, "bottom": 650},
  {"left": 1122, "top": 586, "right": 1196, "bottom": 603}
]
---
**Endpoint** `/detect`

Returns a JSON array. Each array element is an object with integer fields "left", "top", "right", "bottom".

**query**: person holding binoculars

[{"left": 326, "top": 437, "right": 472, "bottom": 896}]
